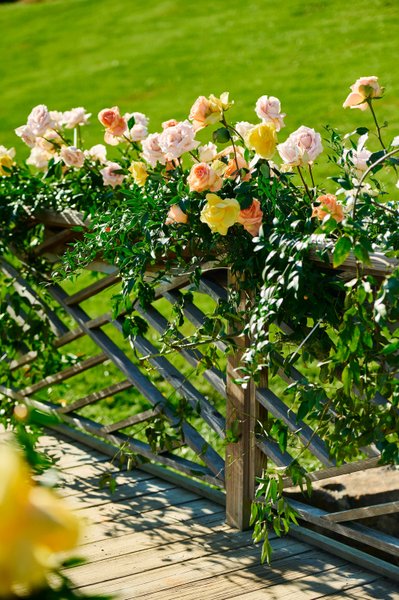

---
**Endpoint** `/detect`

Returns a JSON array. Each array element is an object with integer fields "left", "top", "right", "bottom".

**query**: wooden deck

[{"left": 32, "top": 432, "right": 398, "bottom": 600}]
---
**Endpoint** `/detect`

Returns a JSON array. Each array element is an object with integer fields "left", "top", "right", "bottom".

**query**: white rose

[
  {"left": 159, "top": 120, "right": 199, "bottom": 160},
  {"left": 141, "top": 133, "right": 166, "bottom": 167},
  {"left": 26, "top": 146, "right": 54, "bottom": 169},
  {"left": 234, "top": 121, "right": 254, "bottom": 140},
  {"left": 27, "top": 105, "right": 54, "bottom": 136},
  {"left": 84, "top": 144, "right": 107, "bottom": 164},
  {"left": 100, "top": 161, "right": 126, "bottom": 187},
  {"left": 255, "top": 96, "right": 286, "bottom": 131},
  {"left": 60, "top": 146, "right": 85, "bottom": 168},
  {"left": 35, "top": 129, "right": 62, "bottom": 153},
  {"left": 122, "top": 112, "right": 149, "bottom": 142},
  {"left": 62, "top": 107, "right": 91, "bottom": 129},
  {"left": 198, "top": 143, "right": 218, "bottom": 163},
  {"left": 50, "top": 110, "right": 65, "bottom": 129}
]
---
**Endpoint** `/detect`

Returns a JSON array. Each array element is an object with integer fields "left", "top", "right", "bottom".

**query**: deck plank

[{"left": 34, "top": 432, "right": 399, "bottom": 600}]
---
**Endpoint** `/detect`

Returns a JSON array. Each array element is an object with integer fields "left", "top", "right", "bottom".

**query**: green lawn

[{"left": 1, "top": 0, "right": 399, "bottom": 159}]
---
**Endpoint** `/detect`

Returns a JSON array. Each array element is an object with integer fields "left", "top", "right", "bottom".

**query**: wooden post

[{"left": 225, "top": 271, "right": 267, "bottom": 530}]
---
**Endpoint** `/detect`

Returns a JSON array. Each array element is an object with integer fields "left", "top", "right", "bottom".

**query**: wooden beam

[{"left": 323, "top": 501, "right": 399, "bottom": 523}]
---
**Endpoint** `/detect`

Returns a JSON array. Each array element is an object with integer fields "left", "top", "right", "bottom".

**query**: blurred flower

[
  {"left": 312, "top": 194, "right": 344, "bottom": 223},
  {"left": 197, "top": 142, "right": 218, "bottom": 163},
  {"left": 27, "top": 105, "right": 54, "bottom": 136},
  {"left": 129, "top": 161, "right": 149, "bottom": 186},
  {"left": 165, "top": 204, "right": 188, "bottom": 225},
  {"left": 142, "top": 133, "right": 167, "bottom": 167},
  {"left": 0, "top": 146, "right": 15, "bottom": 176},
  {"left": 98, "top": 106, "right": 127, "bottom": 136},
  {"left": 62, "top": 107, "right": 91, "bottom": 129},
  {"left": 189, "top": 93, "right": 231, "bottom": 130},
  {"left": 84, "top": 144, "right": 107, "bottom": 163},
  {"left": 100, "top": 162, "right": 126, "bottom": 187},
  {"left": 0, "top": 442, "right": 81, "bottom": 597},
  {"left": 124, "top": 112, "right": 149, "bottom": 142}
]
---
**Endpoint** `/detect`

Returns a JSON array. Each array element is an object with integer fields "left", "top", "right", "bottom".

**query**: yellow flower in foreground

[
  {"left": 200, "top": 193, "right": 240, "bottom": 235},
  {"left": 245, "top": 122, "right": 277, "bottom": 159},
  {"left": 0, "top": 442, "right": 81, "bottom": 597},
  {"left": 129, "top": 161, "right": 149, "bottom": 186},
  {"left": 0, "top": 146, "right": 16, "bottom": 176}
]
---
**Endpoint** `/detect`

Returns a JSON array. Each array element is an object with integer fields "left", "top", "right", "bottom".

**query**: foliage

[{"left": 0, "top": 78, "right": 399, "bottom": 565}]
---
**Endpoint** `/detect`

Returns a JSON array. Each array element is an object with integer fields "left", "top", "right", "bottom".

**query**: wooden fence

[{"left": 1, "top": 209, "right": 398, "bottom": 566}]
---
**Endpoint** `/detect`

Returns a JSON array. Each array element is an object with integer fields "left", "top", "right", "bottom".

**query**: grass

[{"left": 2, "top": 0, "right": 399, "bottom": 470}]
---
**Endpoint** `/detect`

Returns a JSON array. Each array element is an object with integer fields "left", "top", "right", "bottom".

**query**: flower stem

[
  {"left": 297, "top": 166, "right": 312, "bottom": 201},
  {"left": 367, "top": 99, "right": 385, "bottom": 150}
]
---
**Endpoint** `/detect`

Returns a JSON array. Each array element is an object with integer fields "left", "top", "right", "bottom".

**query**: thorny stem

[{"left": 367, "top": 99, "right": 386, "bottom": 150}]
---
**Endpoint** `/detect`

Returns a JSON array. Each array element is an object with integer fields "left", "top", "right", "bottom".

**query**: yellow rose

[
  {"left": 200, "top": 193, "right": 240, "bottom": 235},
  {"left": 0, "top": 146, "right": 15, "bottom": 176},
  {"left": 129, "top": 161, "right": 148, "bottom": 186},
  {"left": 245, "top": 122, "right": 277, "bottom": 159},
  {"left": 0, "top": 442, "right": 81, "bottom": 596},
  {"left": 189, "top": 92, "right": 232, "bottom": 130}
]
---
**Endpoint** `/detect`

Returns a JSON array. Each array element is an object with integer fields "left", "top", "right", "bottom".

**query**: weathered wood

[
  {"left": 100, "top": 408, "right": 158, "bottom": 433},
  {"left": 256, "top": 436, "right": 293, "bottom": 468},
  {"left": 58, "top": 380, "right": 133, "bottom": 414},
  {"left": 323, "top": 500, "right": 399, "bottom": 523},
  {"left": 21, "top": 353, "right": 107, "bottom": 396},
  {"left": 256, "top": 388, "right": 334, "bottom": 467},
  {"left": 282, "top": 457, "right": 380, "bottom": 488},
  {"left": 65, "top": 273, "right": 121, "bottom": 306}
]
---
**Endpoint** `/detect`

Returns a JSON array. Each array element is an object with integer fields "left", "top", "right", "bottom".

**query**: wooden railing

[{"left": 1, "top": 209, "right": 398, "bottom": 565}]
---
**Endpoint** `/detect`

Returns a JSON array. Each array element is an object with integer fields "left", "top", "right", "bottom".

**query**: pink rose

[
  {"left": 224, "top": 154, "right": 251, "bottom": 181},
  {"left": 62, "top": 107, "right": 91, "bottom": 129},
  {"left": 26, "top": 146, "right": 54, "bottom": 170},
  {"left": 27, "top": 105, "right": 54, "bottom": 136},
  {"left": 187, "top": 162, "right": 223, "bottom": 193},
  {"left": 165, "top": 204, "right": 188, "bottom": 225},
  {"left": 84, "top": 144, "right": 107, "bottom": 164},
  {"left": 159, "top": 120, "right": 199, "bottom": 160},
  {"left": 255, "top": 96, "right": 286, "bottom": 131},
  {"left": 234, "top": 121, "right": 254, "bottom": 140},
  {"left": 98, "top": 107, "right": 127, "bottom": 136},
  {"left": 124, "top": 112, "right": 149, "bottom": 142},
  {"left": 60, "top": 146, "right": 85, "bottom": 168},
  {"left": 278, "top": 126, "right": 323, "bottom": 166},
  {"left": 162, "top": 119, "right": 179, "bottom": 129},
  {"left": 100, "top": 162, "right": 126, "bottom": 188},
  {"left": 141, "top": 133, "right": 167, "bottom": 167},
  {"left": 343, "top": 76, "right": 384, "bottom": 110},
  {"left": 312, "top": 194, "right": 344, "bottom": 223},
  {"left": 15, "top": 125, "right": 36, "bottom": 148},
  {"left": 237, "top": 199, "right": 263, "bottom": 236}
]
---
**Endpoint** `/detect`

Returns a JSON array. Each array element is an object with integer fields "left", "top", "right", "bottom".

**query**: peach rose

[
  {"left": 187, "top": 162, "right": 223, "bottom": 193},
  {"left": 60, "top": 146, "right": 85, "bottom": 168},
  {"left": 255, "top": 96, "right": 285, "bottom": 131},
  {"left": 343, "top": 76, "right": 384, "bottom": 111},
  {"left": 100, "top": 162, "right": 126, "bottom": 188},
  {"left": 224, "top": 154, "right": 251, "bottom": 181},
  {"left": 198, "top": 142, "right": 218, "bottom": 163},
  {"left": 189, "top": 93, "right": 231, "bottom": 130},
  {"left": 165, "top": 204, "right": 188, "bottom": 225},
  {"left": 312, "top": 194, "right": 344, "bottom": 223},
  {"left": 162, "top": 119, "right": 179, "bottom": 129},
  {"left": 98, "top": 106, "right": 127, "bottom": 136},
  {"left": 200, "top": 193, "right": 240, "bottom": 235},
  {"left": 237, "top": 199, "right": 263, "bottom": 236}
]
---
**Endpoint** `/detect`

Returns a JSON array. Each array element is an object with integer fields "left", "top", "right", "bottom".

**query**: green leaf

[
  {"left": 354, "top": 243, "right": 370, "bottom": 265},
  {"left": 127, "top": 115, "right": 136, "bottom": 129},
  {"left": 333, "top": 236, "right": 352, "bottom": 268},
  {"left": 212, "top": 127, "right": 231, "bottom": 144}
]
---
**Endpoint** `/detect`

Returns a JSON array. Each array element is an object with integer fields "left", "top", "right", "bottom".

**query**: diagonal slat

[{"left": 58, "top": 380, "right": 133, "bottom": 414}]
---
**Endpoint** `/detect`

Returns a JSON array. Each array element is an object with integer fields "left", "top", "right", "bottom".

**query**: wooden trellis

[{"left": 1, "top": 209, "right": 398, "bottom": 568}]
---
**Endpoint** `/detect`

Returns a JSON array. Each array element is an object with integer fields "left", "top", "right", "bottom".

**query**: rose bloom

[
  {"left": 26, "top": 146, "right": 54, "bottom": 170},
  {"left": 62, "top": 107, "right": 91, "bottom": 129},
  {"left": 60, "top": 146, "right": 85, "bottom": 168},
  {"left": 27, "top": 105, "right": 54, "bottom": 136},
  {"left": 35, "top": 129, "right": 62, "bottom": 153},
  {"left": 245, "top": 122, "right": 277, "bottom": 159},
  {"left": 165, "top": 204, "right": 188, "bottom": 225},
  {"left": 124, "top": 112, "right": 149, "bottom": 142},
  {"left": 189, "top": 92, "right": 230, "bottom": 130},
  {"left": 49, "top": 110, "right": 65, "bottom": 129},
  {"left": 237, "top": 199, "right": 263, "bottom": 236},
  {"left": 84, "top": 143, "right": 107, "bottom": 163},
  {"left": 224, "top": 154, "right": 251, "bottom": 181},
  {"left": 234, "top": 121, "right": 253, "bottom": 140},
  {"left": 187, "top": 162, "right": 223, "bottom": 193},
  {"left": 200, "top": 193, "right": 240, "bottom": 235},
  {"left": 198, "top": 142, "right": 218, "bottom": 163},
  {"left": 162, "top": 119, "right": 179, "bottom": 129},
  {"left": 159, "top": 120, "right": 199, "bottom": 160},
  {"left": 15, "top": 125, "right": 36, "bottom": 148},
  {"left": 255, "top": 96, "right": 286, "bottom": 131},
  {"left": 129, "top": 161, "right": 149, "bottom": 187},
  {"left": 141, "top": 133, "right": 167, "bottom": 167},
  {"left": 278, "top": 126, "right": 323, "bottom": 166},
  {"left": 100, "top": 161, "right": 126, "bottom": 187},
  {"left": 312, "top": 194, "right": 344, "bottom": 223},
  {"left": 98, "top": 106, "right": 127, "bottom": 136},
  {"left": 343, "top": 76, "right": 384, "bottom": 111},
  {"left": 0, "top": 443, "right": 81, "bottom": 597},
  {"left": 0, "top": 146, "right": 15, "bottom": 176}
]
